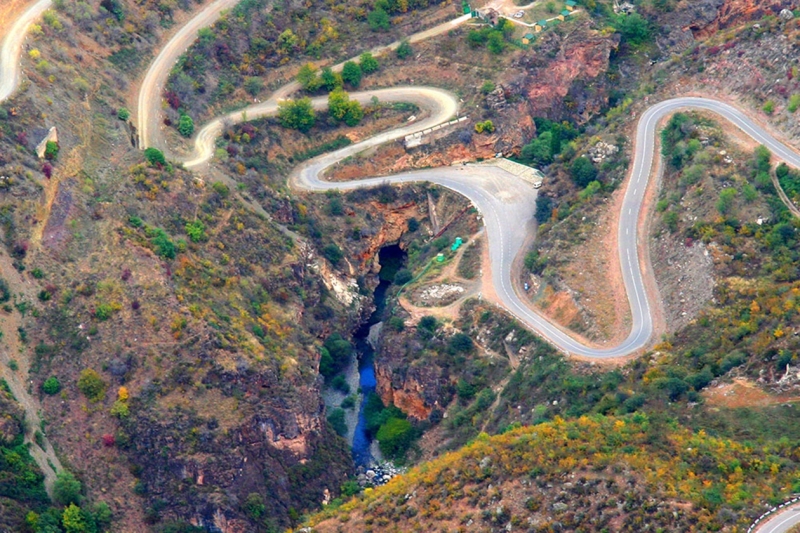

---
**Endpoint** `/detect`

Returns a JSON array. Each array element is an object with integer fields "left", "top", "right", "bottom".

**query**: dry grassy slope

[{"left": 304, "top": 414, "right": 799, "bottom": 532}]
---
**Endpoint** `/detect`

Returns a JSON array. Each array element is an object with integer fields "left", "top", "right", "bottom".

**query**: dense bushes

[
  {"left": 520, "top": 117, "right": 579, "bottom": 167},
  {"left": 319, "top": 333, "right": 353, "bottom": 379},
  {"left": 77, "top": 369, "right": 107, "bottom": 402},
  {"left": 278, "top": 98, "right": 316, "bottom": 133}
]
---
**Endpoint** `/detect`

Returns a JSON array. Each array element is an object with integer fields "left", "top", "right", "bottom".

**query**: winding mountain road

[
  {"left": 754, "top": 502, "right": 800, "bottom": 533},
  {"left": 184, "top": 90, "right": 800, "bottom": 358},
  {"left": 0, "top": 0, "right": 51, "bottom": 102},
  {"left": 131, "top": 3, "right": 800, "bottom": 358}
]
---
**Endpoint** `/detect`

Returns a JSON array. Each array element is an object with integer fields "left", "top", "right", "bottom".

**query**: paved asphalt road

[
  {"left": 294, "top": 96, "right": 800, "bottom": 358},
  {"left": 0, "top": 0, "right": 52, "bottom": 103},
  {"left": 754, "top": 503, "right": 800, "bottom": 533}
]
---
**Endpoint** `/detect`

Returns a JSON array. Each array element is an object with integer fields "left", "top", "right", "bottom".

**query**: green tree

[
  {"left": 396, "top": 40, "right": 413, "bottom": 59},
  {"left": 521, "top": 132, "right": 553, "bottom": 165},
  {"left": 322, "top": 243, "right": 343, "bottom": 265},
  {"left": 763, "top": 100, "right": 775, "bottom": 115},
  {"left": 368, "top": 6, "right": 390, "bottom": 31},
  {"left": 278, "top": 29, "right": 298, "bottom": 52},
  {"left": 177, "top": 114, "right": 194, "bottom": 137},
  {"left": 614, "top": 13, "right": 651, "bottom": 45},
  {"left": 376, "top": 417, "right": 414, "bottom": 459},
  {"left": 449, "top": 332, "right": 474, "bottom": 353},
  {"left": 144, "top": 147, "right": 166, "bottom": 166},
  {"left": 278, "top": 98, "right": 316, "bottom": 133},
  {"left": 53, "top": 471, "right": 82, "bottom": 506},
  {"left": 327, "top": 408, "right": 347, "bottom": 437},
  {"left": 297, "top": 63, "right": 321, "bottom": 92},
  {"left": 77, "top": 369, "right": 107, "bottom": 402},
  {"left": 62, "top": 503, "right": 93, "bottom": 533},
  {"left": 44, "top": 141, "right": 59, "bottom": 160},
  {"left": 243, "top": 493, "right": 265, "bottom": 519},
  {"left": 328, "top": 89, "right": 364, "bottom": 127},
  {"left": 359, "top": 52, "right": 379, "bottom": 74},
  {"left": 487, "top": 31, "right": 506, "bottom": 54},
  {"left": 570, "top": 157, "right": 598, "bottom": 188},
  {"left": 394, "top": 268, "right": 412, "bottom": 285},
  {"left": 716, "top": 187, "right": 737, "bottom": 214},
  {"left": 341, "top": 61, "right": 362, "bottom": 88},
  {"left": 789, "top": 93, "right": 800, "bottom": 113},
  {"left": 244, "top": 77, "right": 263, "bottom": 97},
  {"left": 42, "top": 376, "right": 61, "bottom": 395},
  {"left": 185, "top": 220, "right": 207, "bottom": 243},
  {"left": 320, "top": 67, "right": 342, "bottom": 91}
]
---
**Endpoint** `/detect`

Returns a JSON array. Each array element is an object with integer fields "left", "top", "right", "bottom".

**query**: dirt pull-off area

[{"left": 704, "top": 378, "right": 800, "bottom": 408}]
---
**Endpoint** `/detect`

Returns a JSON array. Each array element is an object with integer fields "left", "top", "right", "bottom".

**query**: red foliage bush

[
  {"left": 102, "top": 434, "right": 116, "bottom": 447},
  {"left": 165, "top": 91, "right": 181, "bottom": 110},
  {"left": 121, "top": 268, "right": 132, "bottom": 281},
  {"left": 42, "top": 162, "right": 53, "bottom": 179}
]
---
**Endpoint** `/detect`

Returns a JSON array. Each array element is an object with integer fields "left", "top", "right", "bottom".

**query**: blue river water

[{"left": 350, "top": 245, "right": 405, "bottom": 466}]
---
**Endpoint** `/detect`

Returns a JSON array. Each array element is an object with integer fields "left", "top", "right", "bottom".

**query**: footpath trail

[{"left": 0, "top": 0, "right": 64, "bottom": 495}]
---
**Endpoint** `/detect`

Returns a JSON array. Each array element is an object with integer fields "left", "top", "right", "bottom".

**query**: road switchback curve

[
  {"left": 0, "top": 0, "right": 52, "bottom": 103},
  {"left": 184, "top": 91, "right": 800, "bottom": 358}
]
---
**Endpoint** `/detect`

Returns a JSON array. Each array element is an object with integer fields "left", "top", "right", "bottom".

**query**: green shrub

[
  {"left": 481, "top": 81, "right": 496, "bottom": 94},
  {"left": 763, "top": 100, "right": 775, "bottom": 115},
  {"left": 297, "top": 63, "right": 321, "bottom": 92},
  {"left": 320, "top": 67, "right": 342, "bottom": 91},
  {"left": 368, "top": 6, "right": 390, "bottom": 31},
  {"left": 144, "top": 147, "right": 166, "bottom": 166},
  {"left": 394, "top": 268, "right": 413, "bottom": 285},
  {"left": 449, "top": 332, "right": 474, "bottom": 353},
  {"left": 244, "top": 77, "right": 264, "bottom": 96},
  {"left": 387, "top": 316, "right": 405, "bottom": 332},
  {"left": 31, "top": 268, "right": 44, "bottom": 279},
  {"left": 376, "top": 417, "right": 414, "bottom": 459},
  {"left": 77, "top": 369, "right": 107, "bottom": 402},
  {"left": 341, "top": 395, "right": 357, "bottom": 409},
  {"left": 359, "top": 52, "right": 379, "bottom": 74},
  {"left": 322, "top": 243, "right": 343, "bottom": 265},
  {"left": 570, "top": 157, "right": 598, "bottom": 188},
  {"left": 614, "top": 13, "right": 651, "bottom": 45},
  {"left": 330, "top": 374, "right": 350, "bottom": 394},
  {"left": 185, "top": 220, "right": 207, "bottom": 243},
  {"left": 341, "top": 61, "right": 362, "bottom": 88},
  {"left": 327, "top": 408, "right": 347, "bottom": 437},
  {"left": 716, "top": 187, "right": 737, "bottom": 215},
  {"left": 0, "top": 278, "right": 10, "bottom": 303},
  {"left": 117, "top": 108, "right": 130, "bottom": 121},
  {"left": 177, "top": 114, "right": 194, "bottom": 137},
  {"left": 42, "top": 376, "right": 61, "bottom": 395},
  {"left": 474, "top": 120, "right": 495, "bottom": 134},
  {"left": 664, "top": 211, "right": 679, "bottom": 232},
  {"left": 53, "top": 471, "right": 82, "bottom": 506},
  {"left": 396, "top": 40, "right": 412, "bottom": 59},
  {"left": 211, "top": 181, "right": 230, "bottom": 198},
  {"left": 44, "top": 141, "right": 59, "bottom": 160},
  {"left": 788, "top": 94, "right": 800, "bottom": 113},
  {"left": 319, "top": 333, "right": 353, "bottom": 378},
  {"left": 278, "top": 98, "right": 316, "bottom": 132}
]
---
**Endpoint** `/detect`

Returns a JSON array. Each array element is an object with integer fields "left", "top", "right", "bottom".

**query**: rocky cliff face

[
  {"left": 513, "top": 27, "right": 621, "bottom": 124},
  {"left": 122, "top": 353, "right": 352, "bottom": 531},
  {"left": 683, "top": 0, "right": 793, "bottom": 39}
]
